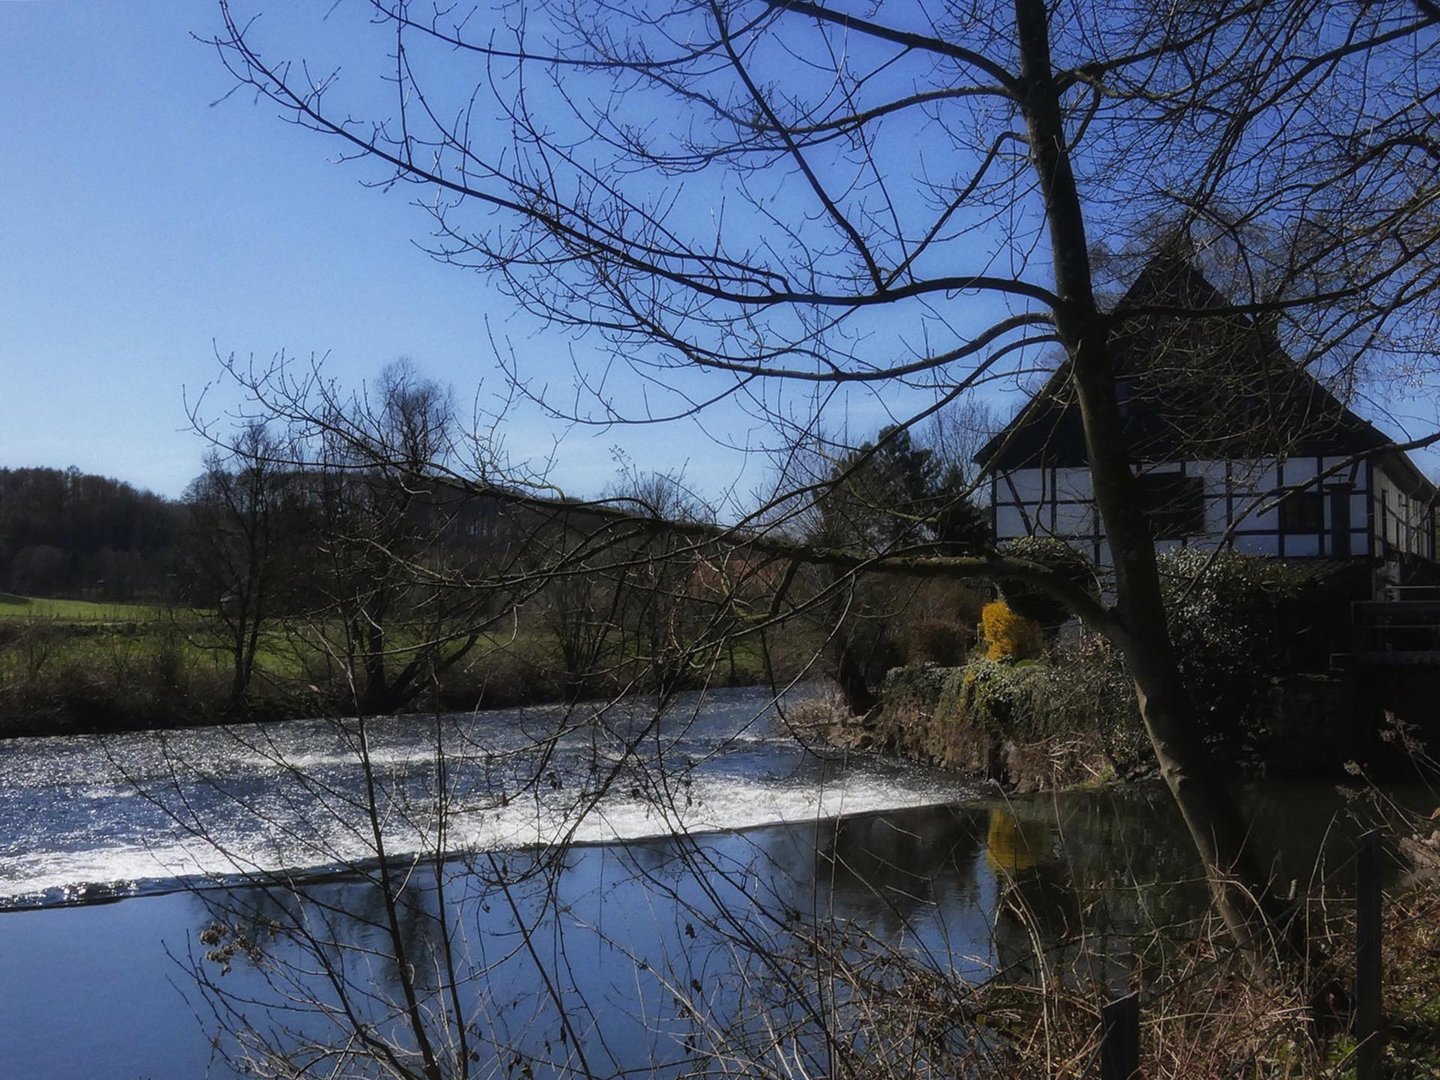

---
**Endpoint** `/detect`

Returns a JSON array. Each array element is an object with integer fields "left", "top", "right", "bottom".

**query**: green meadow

[
  {"left": 0, "top": 593, "right": 169, "bottom": 622},
  {"left": 0, "top": 592, "right": 785, "bottom": 737}
]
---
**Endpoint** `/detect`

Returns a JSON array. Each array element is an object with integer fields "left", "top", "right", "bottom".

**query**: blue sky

[
  {"left": 7, "top": 3, "right": 1434, "bottom": 503},
  {"left": 0, "top": 0, "right": 788, "bottom": 501}
]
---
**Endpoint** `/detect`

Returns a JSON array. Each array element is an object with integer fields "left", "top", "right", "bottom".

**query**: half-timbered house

[{"left": 975, "top": 257, "right": 1437, "bottom": 588}]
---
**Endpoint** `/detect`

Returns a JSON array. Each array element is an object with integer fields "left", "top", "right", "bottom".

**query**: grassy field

[
  {"left": 0, "top": 589, "right": 803, "bottom": 737},
  {"left": 0, "top": 593, "right": 168, "bottom": 622}
]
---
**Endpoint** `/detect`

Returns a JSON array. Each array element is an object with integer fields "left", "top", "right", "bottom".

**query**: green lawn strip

[
  {"left": 3, "top": 624, "right": 204, "bottom": 671},
  {"left": 4, "top": 608, "right": 785, "bottom": 729},
  {"left": 0, "top": 593, "right": 170, "bottom": 622}
]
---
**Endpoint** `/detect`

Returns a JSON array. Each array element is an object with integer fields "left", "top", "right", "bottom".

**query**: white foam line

[{"left": 1, "top": 775, "right": 962, "bottom": 908}]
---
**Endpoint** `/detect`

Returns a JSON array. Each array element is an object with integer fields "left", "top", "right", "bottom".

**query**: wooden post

[
  {"left": 1100, "top": 991, "right": 1140, "bottom": 1080},
  {"left": 1355, "top": 829, "right": 1383, "bottom": 1080}
]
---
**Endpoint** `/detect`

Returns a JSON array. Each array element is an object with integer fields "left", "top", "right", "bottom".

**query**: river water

[{"left": 0, "top": 686, "right": 1403, "bottom": 1078}]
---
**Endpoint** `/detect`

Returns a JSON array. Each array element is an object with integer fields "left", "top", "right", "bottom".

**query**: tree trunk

[
  {"left": 1013, "top": 0, "right": 1299, "bottom": 968},
  {"left": 834, "top": 639, "right": 880, "bottom": 717}
]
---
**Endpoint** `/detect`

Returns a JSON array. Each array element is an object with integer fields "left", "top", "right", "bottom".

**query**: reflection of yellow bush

[
  {"left": 981, "top": 600, "right": 1042, "bottom": 661},
  {"left": 985, "top": 809, "right": 1036, "bottom": 872}
]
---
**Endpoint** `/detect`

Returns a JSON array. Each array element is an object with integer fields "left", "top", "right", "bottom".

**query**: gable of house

[
  {"left": 975, "top": 256, "right": 1435, "bottom": 565},
  {"left": 976, "top": 256, "right": 1390, "bottom": 471}
]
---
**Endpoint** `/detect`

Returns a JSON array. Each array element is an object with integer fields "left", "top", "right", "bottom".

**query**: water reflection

[
  {"left": 1, "top": 772, "right": 1409, "bottom": 1079},
  {"left": 173, "top": 780, "right": 1389, "bottom": 1078}
]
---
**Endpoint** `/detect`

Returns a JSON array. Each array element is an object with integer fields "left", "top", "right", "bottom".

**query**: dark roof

[{"left": 975, "top": 256, "right": 1394, "bottom": 471}]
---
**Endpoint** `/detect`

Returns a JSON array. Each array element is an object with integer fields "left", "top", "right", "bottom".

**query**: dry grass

[{"left": 1377, "top": 882, "right": 1440, "bottom": 1076}]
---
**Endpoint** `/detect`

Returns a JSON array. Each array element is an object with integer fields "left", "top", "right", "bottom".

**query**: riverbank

[
  {"left": 0, "top": 608, "right": 805, "bottom": 737},
  {"left": 962, "top": 866, "right": 1440, "bottom": 1078},
  {"left": 809, "top": 645, "right": 1426, "bottom": 790},
  {"left": 799, "top": 643, "right": 1154, "bottom": 792}
]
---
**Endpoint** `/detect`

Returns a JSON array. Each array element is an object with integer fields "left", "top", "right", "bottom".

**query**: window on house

[
  {"left": 1136, "top": 472, "right": 1204, "bottom": 539},
  {"left": 1279, "top": 488, "right": 1324, "bottom": 533}
]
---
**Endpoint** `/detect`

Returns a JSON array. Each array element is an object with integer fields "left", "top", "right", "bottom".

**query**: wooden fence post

[
  {"left": 1100, "top": 991, "right": 1140, "bottom": 1080},
  {"left": 1355, "top": 828, "right": 1383, "bottom": 1080}
]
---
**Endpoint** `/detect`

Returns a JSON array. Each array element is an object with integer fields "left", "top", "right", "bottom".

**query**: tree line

[
  {"left": 182, "top": 358, "right": 990, "bottom": 712},
  {"left": 0, "top": 466, "right": 180, "bottom": 600},
  {"left": 5, "top": 358, "right": 988, "bottom": 721}
]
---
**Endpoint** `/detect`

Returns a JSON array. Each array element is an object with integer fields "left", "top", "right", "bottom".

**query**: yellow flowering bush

[{"left": 981, "top": 600, "right": 1042, "bottom": 661}]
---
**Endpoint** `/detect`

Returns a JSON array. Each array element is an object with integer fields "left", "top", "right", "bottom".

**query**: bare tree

[
  {"left": 201, "top": 357, "right": 537, "bottom": 715},
  {"left": 313, "top": 361, "right": 473, "bottom": 713},
  {"left": 542, "top": 563, "right": 626, "bottom": 701},
  {"left": 536, "top": 470, "right": 712, "bottom": 703},
  {"left": 183, "top": 421, "right": 293, "bottom": 707},
  {"left": 922, "top": 399, "right": 1000, "bottom": 500},
  {"left": 770, "top": 423, "right": 988, "bottom": 712},
  {"left": 598, "top": 468, "right": 718, "bottom": 695},
  {"left": 206, "top": 0, "right": 1440, "bottom": 967}
]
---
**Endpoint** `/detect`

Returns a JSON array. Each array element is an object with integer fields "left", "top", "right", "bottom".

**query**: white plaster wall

[
  {"left": 1351, "top": 492, "right": 1369, "bottom": 528},
  {"left": 1203, "top": 492, "right": 1231, "bottom": 534},
  {"left": 1054, "top": 501, "right": 1094, "bottom": 537},
  {"left": 991, "top": 455, "right": 1400, "bottom": 561},
  {"left": 1230, "top": 458, "right": 1277, "bottom": 489},
  {"left": 1053, "top": 468, "right": 1092, "bottom": 501},
  {"left": 1372, "top": 466, "right": 1429, "bottom": 556},
  {"left": 1282, "top": 458, "right": 1320, "bottom": 486},
  {"left": 1193, "top": 460, "right": 1228, "bottom": 485},
  {"left": 1007, "top": 470, "right": 1046, "bottom": 502},
  {"left": 1322, "top": 457, "right": 1363, "bottom": 484},
  {"left": 995, "top": 504, "right": 1029, "bottom": 540},
  {"left": 1235, "top": 492, "right": 1277, "bottom": 530}
]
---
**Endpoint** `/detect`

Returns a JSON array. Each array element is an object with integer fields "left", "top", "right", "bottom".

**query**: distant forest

[{"left": 0, "top": 467, "right": 181, "bottom": 601}]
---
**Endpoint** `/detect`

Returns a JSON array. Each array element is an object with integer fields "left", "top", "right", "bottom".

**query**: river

[{"left": 0, "top": 686, "right": 1398, "bottom": 1078}]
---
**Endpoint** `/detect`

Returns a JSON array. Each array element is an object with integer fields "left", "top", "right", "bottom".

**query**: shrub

[
  {"left": 904, "top": 618, "right": 971, "bottom": 666},
  {"left": 1031, "top": 635, "right": 1148, "bottom": 768},
  {"left": 1157, "top": 549, "right": 1312, "bottom": 756},
  {"left": 939, "top": 657, "right": 1045, "bottom": 732},
  {"left": 981, "top": 601, "right": 1043, "bottom": 661},
  {"left": 997, "top": 536, "right": 1098, "bottom": 629},
  {"left": 880, "top": 661, "right": 953, "bottom": 711},
  {"left": 930, "top": 638, "right": 1148, "bottom": 774},
  {"left": 431, "top": 645, "right": 564, "bottom": 711}
]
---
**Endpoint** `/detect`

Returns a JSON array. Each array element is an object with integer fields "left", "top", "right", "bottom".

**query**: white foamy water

[{"left": 0, "top": 687, "right": 972, "bottom": 908}]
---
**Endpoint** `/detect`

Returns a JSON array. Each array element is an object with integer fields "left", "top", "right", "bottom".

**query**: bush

[
  {"left": 996, "top": 536, "right": 1098, "bottom": 629},
  {"left": 934, "top": 647, "right": 1142, "bottom": 747},
  {"left": 939, "top": 657, "right": 1045, "bottom": 732},
  {"left": 1032, "top": 636, "right": 1148, "bottom": 766},
  {"left": 879, "top": 661, "right": 953, "bottom": 712},
  {"left": 865, "top": 550, "right": 1343, "bottom": 782},
  {"left": 904, "top": 618, "right": 971, "bottom": 666},
  {"left": 1157, "top": 549, "right": 1312, "bottom": 756},
  {"left": 981, "top": 601, "right": 1043, "bottom": 661},
  {"left": 431, "top": 644, "right": 564, "bottom": 711}
]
